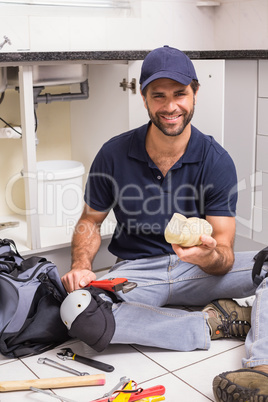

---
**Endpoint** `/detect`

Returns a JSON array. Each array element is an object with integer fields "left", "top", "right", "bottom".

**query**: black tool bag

[{"left": 0, "top": 238, "right": 70, "bottom": 358}]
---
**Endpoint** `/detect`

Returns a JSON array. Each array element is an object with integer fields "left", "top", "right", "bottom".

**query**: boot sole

[{"left": 212, "top": 374, "right": 267, "bottom": 402}]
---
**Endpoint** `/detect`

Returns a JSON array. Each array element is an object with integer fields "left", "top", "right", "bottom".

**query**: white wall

[
  {"left": 214, "top": 0, "right": 268, "bottom": 50},
  {"left": 1, "top": 1, "right": 212, "bottom": 52},
  {"left": 1, "top": 0, "right": 267, "bottom": 53}
]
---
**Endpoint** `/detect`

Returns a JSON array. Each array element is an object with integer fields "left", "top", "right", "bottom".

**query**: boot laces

[{"left": 217, "top": 311, "right": 250, "bottom": 339}]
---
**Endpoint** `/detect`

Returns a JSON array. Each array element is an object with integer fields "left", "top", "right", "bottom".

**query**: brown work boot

[
  {"left": 203, "top": 299, "right": 251, "bottom": 340},
  {"left": 213, "top": 369, "right": 268, "bottom": 402}
]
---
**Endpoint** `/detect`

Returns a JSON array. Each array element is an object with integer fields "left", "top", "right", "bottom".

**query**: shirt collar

[
  {"left": 180, "top": 125, "right": 204, "bottom": 163},
  {"left": 128, "top": 122, "right": 151, "bottom": 162},
  {"left": 128, "top": 123, "right": 204, "bottom": 165}
]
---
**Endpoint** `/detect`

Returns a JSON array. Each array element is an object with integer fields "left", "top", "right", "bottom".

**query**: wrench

[
  {"left": 57, "top": 348, "right": 114, "bottom": 373},
  {"left": 37, "top": 357, "right": 89, "bottom": 376},
  {"left": 102, "top": 376, "right": 130, "bottom": 398}
]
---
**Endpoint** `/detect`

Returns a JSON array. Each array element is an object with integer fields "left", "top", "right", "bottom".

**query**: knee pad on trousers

[{"left": 60, "top": 286, "right": 116, "bottom": 352}]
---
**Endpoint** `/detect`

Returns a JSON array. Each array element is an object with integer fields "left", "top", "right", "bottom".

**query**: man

[{"left": 61, "top": 46, "right": 268, "bottom": 401}]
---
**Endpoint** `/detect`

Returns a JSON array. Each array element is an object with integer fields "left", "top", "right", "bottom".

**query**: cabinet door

[
  {"left": 70, "top": 63, "right": 130, "bottom": 172},
  {"left": 253, "top": 60, "right": 268, "bottom": 244},
  {"left": 191, "top": 60, "right": 225, "bottom": 145},
  {"left": 70, "top": 62, "right": 145, "bottom": 241},
  {"left": 224, "top": 60, "right": 258, "bottom": 239},
  {"left": 258, "top": 60, "right": 268, "bottom": 98}
]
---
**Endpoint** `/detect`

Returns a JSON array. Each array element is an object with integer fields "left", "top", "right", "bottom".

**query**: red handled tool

[{"left": 89, "top": 278, "right": 137, "bottom": 294}]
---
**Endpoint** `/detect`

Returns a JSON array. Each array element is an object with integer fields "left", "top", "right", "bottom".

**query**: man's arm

[
  {"left": 172, "top": 216, "right": 235, "bottom": 276},
  {"left": 61, "top": 204, "right": 108, "bottom": 292}
]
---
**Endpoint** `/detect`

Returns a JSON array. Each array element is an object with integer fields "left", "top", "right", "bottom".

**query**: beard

[{"left": 146, "top": 103, "right": 195, "bottom": 137}]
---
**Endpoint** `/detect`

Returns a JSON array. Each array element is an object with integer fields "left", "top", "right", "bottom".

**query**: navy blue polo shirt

[{"left": 84, "top": 123, "right": 237, "bottom": 260}]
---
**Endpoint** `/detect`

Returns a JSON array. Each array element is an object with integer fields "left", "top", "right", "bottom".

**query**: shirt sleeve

[
  {"left": 203, "top": 151, "right": 238, "bottom": 217},
  {"left": 84, "top": 147, "right": 116, "bottom": 212}
]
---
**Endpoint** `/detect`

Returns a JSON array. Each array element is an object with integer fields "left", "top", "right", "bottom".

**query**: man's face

[{"left": 142, "top": 78, "right": 197, "bottom": 137}]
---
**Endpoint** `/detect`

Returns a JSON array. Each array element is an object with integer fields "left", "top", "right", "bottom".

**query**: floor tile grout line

[
  {"left": 130, "top": 345, "right": 172, "bottom": 373},
  {"left": 129, "top": 343, "right": 244, "bottom": 401},
  {"left": 138, "top": 371, "right": 176, "bottom": 386},
  {"left": 19, "top": 358, "right": 61, "bottom": 397},
  {"left": 130, "top": 342, "right": 244, "bottom": 372},
  {"left": 129, "top": 343, "right": 214, "bottom": 400},
  {"left": 169, "top": 343, "right": 245, "bottom": 372},
  {"left": 170, "top": 371, "right": 214, "bottom": 401},
  {"left": 127, "top": 347, "right": 215, "bottom": 402}
]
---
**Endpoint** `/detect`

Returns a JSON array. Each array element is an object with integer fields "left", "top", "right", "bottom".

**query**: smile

[{"left": 161, "top": 114, "right": 181, "bottom": 121}]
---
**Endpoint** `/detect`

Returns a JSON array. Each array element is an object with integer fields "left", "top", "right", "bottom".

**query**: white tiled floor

[{"left": 0, "top": 337, "right": 246, "bottom": 402}]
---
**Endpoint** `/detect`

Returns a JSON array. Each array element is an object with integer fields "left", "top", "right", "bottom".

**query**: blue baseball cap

[{"left": 140, "top": 45, "right": 198, "bottom": 91}]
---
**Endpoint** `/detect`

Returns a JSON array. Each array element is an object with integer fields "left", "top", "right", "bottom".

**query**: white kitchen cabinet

[
  {"left": 2, "top": 61, "right": 148, "bottom": 253},
  {"left": 223, "top": 60, "right": 258, "bottom": 239},
  {"left": 193, "top": 60, "right": 258, "bottom": 241}
]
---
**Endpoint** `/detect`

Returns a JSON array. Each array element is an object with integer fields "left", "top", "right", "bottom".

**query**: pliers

[{"left": 90, "top": 278, "right": 137, "bottom": 294}]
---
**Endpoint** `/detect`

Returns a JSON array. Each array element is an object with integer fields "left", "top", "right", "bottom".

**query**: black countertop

[{"left": 0, "top": 49, "right": 268, "bottom": 65}]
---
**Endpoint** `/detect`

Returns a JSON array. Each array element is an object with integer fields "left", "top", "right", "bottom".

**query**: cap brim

[{"left": 141, "top": 71, "right": 194, "bottom": 90}]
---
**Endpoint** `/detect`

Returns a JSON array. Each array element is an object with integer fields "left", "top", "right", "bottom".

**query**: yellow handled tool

[{"left": 113, "top": 380, "right": 133, "bottom": 401}]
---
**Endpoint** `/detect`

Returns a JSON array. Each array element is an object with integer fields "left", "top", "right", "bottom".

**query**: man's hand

[
  {"left": 61, "top": 269, "right": 97, "bottom": 293},
  {"left": 172, "top": 234, "right": 217, "bottom": 266},
  {"left": 172, "top": 215, "right": 235, "bottom": 276}
]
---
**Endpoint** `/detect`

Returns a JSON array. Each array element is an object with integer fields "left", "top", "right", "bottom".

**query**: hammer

[{"left": 0, "top": 374, "right": 105, "bottom": 392}]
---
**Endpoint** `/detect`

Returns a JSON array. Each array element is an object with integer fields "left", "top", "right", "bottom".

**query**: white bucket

[{"left": 37, "top": 160, "right": 85, "bottom": 227}]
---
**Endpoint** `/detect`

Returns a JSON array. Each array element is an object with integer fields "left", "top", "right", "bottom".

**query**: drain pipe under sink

[{"left": 33, "top": 79, "right": 89, "bottom": 105}]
